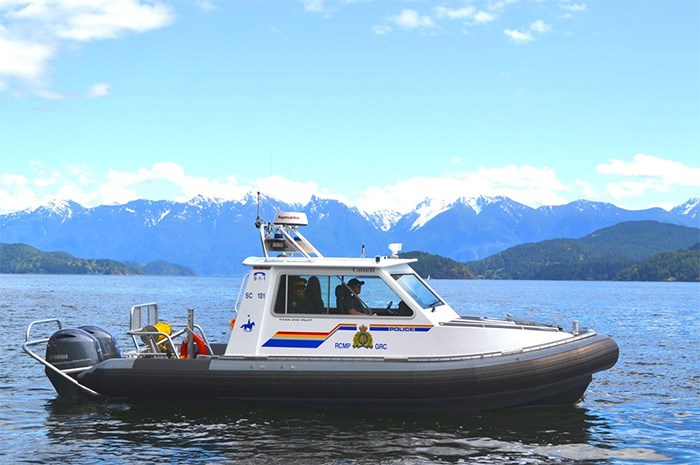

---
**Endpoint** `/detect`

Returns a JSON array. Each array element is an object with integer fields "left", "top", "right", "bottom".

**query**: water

[{"left": 1, "top": 275, "right": 698, "bottom": 464}]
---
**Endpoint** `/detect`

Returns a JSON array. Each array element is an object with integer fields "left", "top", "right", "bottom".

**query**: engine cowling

[{"left": 46, "top": 328, "right": 102, "bottom": 371}]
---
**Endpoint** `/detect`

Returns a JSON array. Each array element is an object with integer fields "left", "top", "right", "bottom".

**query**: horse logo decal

[{"left": 241, "top": 316, "right": 256, "bottom": 333}]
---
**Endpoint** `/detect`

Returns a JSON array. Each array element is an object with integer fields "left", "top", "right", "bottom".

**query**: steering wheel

[{"left": 385, "top": 301, "right": 396, "bottom": 316}]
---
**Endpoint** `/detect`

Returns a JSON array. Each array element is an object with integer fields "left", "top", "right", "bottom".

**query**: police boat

[{"left": 23, "top": 211, "right": 619, "bottom": 412}]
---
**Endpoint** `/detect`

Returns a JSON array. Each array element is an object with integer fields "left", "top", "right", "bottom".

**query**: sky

[{"left": 0, "top": 0, "right": 698, "bottom": 216}]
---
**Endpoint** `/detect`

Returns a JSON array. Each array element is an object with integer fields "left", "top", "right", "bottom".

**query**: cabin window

[
  {"left": 391, "top": 273, "right": 443, "bottom": 310},
  {"left": 273, "top": 275, "right": 333, "bottom": 315},
  {"left": 273, "top": 274, "right": 413, "bottom": 316}
]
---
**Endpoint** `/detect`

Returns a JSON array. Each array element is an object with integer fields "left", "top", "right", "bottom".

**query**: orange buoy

[{"left": 179, "top": 333, "right": 209, "bottom": 358}]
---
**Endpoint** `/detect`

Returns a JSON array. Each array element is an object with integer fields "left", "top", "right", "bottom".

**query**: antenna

[{"left": 254, "top": 191, "right": 262, "bottom": 228}]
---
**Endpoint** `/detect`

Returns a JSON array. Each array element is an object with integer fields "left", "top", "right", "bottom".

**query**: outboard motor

[
  {"left": 79, "top": 325, "right": 121, "bottom": 359},
  {"left": 45, "top": 328, "right": 103, "bottom": 398}
]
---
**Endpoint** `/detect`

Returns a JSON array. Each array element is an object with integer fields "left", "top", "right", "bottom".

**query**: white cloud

[
  {"left": 435, "top": 6, "right": 475, "bottom": 20},
  {"left": 55, "top": 2, "right": 173, "bottom": 41},
  {"left": 33, "top": 176, "right": 57, "bottom": 188},
  {"left": 302, "top": 0, "right": 326, "bottom": 13},
  {"left": 1, "top": 161, "right": 571, "bottom": 214},
  {"left": 378, "top": 7, "right": 440, "bottom": 35},
  {"left": 3, "top": 158, "right": 694, "bottom": 215},
  {"left": 434, "top": 6, "right": 500, "bottom": 24},
  {"left": 560, "top": 2, "right": 586, "bottom": 19},
  {"left": 433, "top": 6, "right": 495, "bottom": 25},
  {"left": 87, "top": 82, "right": 109, "bottom": 98},
  {"left": 0, "top": 161, "right": 333, "bottom": 213},
  {"left": 0, "top": 0, "right": 174, "bottom": 97},
  {"left": 575, "top": 179, "right": 601, "bottom": 199},
  {"left": 356, "top": 164, "right": 568, "bottom": 213},
  {"left": 102, "top": 162, "right": 245, "bottom": 204},
  {"left": 367, "top": 2, "right": 569, "bottom": 38},
  {"left": 597, "top": 153, "right": 700, "bottom": 199},
  {"left": 604, "top": 180, "right": 658, "bottom": 199},
  {"left": 473, "top": 11, "right": 497, "bottom": 24},
  {"left": 108, "top": 162, "right": 184, "bottom": 186},
  {"left": 561, "top": 3, "right": 586, "bottom": 13},
  {"left": 28, "top": 82, "right": 109, "bottom": 100},
  {"left": 255, "top": 176, "right": 321, "bottom": 205},
  {"left": 598, "top": 153, "right": 700, "bottom": 186},
  {"left": 504, "top": 28, "right": 533, "bottom": 44},
  {"left": 530, "top": 20, "right": 551, "bottom": 33},
  {"left": 372, "top": 24, "right": 392, "bottom": 35},
  {"left": 504, "top": 19, "right": 550, "bottom": 44},
  {"left": 0, "top": 26, "right": 53, "bottom": 84},
  {"left": 195, "top": 1, "right": 215, "bottom": 12},
  {"left": 391, "top": 9, "right": 435, "bottom": 30},
  {"left": 0, "top": 173, "right": 39, "bottom": 213},
  {"left": 478, "top": 164, "right": 565, "bottom": 189}
]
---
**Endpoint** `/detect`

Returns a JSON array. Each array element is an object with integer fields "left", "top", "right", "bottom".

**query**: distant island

[{"left": 0, "top": 243, "right": 197, "bottom": 276}]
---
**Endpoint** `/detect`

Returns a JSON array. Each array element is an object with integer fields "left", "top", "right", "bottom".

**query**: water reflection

[{"left": 43, "top": 400, "right": 617, "bottom": 464}]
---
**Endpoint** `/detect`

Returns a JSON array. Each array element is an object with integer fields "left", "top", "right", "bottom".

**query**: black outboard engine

[
  {"left": 46, "top": 328, "right": 102, "bottom": 371},
  {"left": 79, "top": 325, "right": 121, "bottom": 359},
  {"left": 45, "top": 326, "right": 119, "bottom": 398}
]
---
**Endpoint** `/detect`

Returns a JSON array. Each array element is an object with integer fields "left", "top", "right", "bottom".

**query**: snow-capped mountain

[
  {"left": 671, "top": 197, "right": 700, "bottom": 220},
  {"left": 1, "top": 195, "right": 697, "bottom": 275}
]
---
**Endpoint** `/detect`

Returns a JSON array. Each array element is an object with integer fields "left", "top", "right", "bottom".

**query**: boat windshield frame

[
  {"left": 391, "top": 273, "right": 444, "bottom": 310},
  {"left": 270, "top": 273, "right": 416, "bottom": 317}
]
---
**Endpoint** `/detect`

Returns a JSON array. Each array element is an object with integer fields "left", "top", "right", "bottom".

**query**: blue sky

[{"left": 0, "top": 0, "right": 698, "bottom": 215}]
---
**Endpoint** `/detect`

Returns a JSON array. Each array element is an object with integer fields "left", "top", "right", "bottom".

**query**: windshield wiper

[{"left": 428, "top": 299, "right": 442, "bottom": 312}]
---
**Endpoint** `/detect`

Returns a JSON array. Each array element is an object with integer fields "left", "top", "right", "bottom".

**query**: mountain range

[{"left": 1, "top": 195, "right": 698, "bottom": 276}]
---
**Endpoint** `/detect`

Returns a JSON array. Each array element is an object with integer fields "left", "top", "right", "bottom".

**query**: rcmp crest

[{"left": 353, "top": 325, "right": 373, "bottom": 349}]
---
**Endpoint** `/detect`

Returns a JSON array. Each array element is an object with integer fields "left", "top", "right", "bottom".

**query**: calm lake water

[{"left": 1, "top": 275, "right": 698, "bottom": 464}]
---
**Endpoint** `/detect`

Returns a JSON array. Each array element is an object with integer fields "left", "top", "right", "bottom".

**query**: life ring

[{"left": 179, "top": 333, "right": 209, "bottom": 358}]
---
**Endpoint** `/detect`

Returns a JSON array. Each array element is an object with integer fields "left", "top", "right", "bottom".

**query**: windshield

[{"left": 392, "top": 273, "right": 444, "bottom": 310}]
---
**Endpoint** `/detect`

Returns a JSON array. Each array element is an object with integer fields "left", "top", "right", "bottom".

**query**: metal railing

[
  {"left": 22, "top": 318, "right": 102, "bottom": 398},
  {"left": 126, "top": 303, "right": 213, "bottom": 358},
  {"left": 126, "top": 323, "right": 212, "bottom": 358}
]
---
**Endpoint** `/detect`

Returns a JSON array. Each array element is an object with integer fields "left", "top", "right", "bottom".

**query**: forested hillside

[
  {"left": 466, "top": 221, "right": 699, "bottom": 281},
  {"left": 400, "top": 251, "right": 475, "bottom": 279},
  {"left": 1, "top": 243, "right": 138, "bottom": 275},
  {"left": 615, "top": 244, "right": 699, "bottom": 282},
  {"left": 0, "top": 243, "right": 196, "bottom": 276}
]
